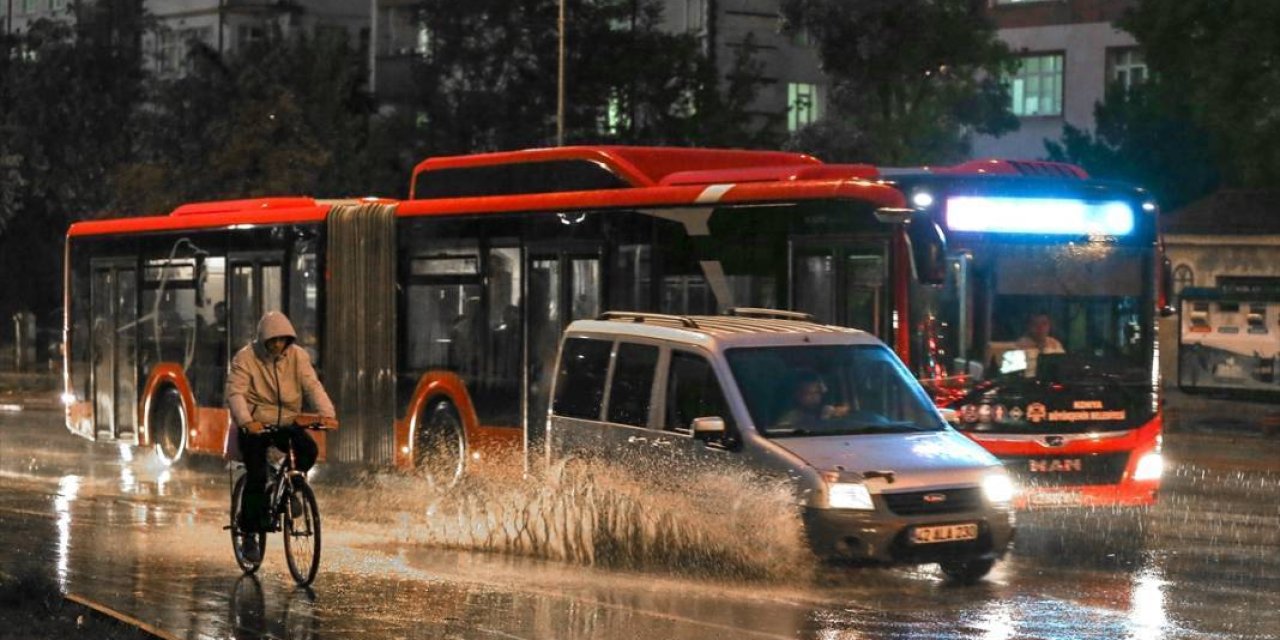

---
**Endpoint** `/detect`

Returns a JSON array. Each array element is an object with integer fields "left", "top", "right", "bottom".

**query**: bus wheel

[
  {"left": 414, "top": 399, "right": 465, "bottom": 488},
  {"left": 151, "top": 387, "right": 187, "bottom": 466}
]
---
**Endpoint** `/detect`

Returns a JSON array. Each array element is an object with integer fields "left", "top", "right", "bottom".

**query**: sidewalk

[{"left": 0, "top": 371, "right": 60, "bottom": 412}]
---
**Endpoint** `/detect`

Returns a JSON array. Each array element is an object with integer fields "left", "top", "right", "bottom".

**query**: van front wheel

[
  {"left": 939, "top": 557, "right": 995, "bottom": 584},
  {"left": 414, "top": 400, "right": 465, "bottom": 488}
]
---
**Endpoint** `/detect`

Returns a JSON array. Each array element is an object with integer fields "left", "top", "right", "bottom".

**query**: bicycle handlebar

[{"left": 258, "top": 415, "right": 338, "bottom": 433}]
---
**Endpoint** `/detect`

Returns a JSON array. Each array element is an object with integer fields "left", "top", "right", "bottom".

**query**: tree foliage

[
  {"left": 411, "top": 0, "right": 773, "bottom": 155},
  {"left": 779, "top": 0, "right": 1018, "bottom": 164},
  {"left": 0, "top": 0, "right": 149, "bottom": 320},
  {"left": 1121, "top": 1, "right": 1280, "bottom": 187},
  {"left": 1045, "top": 82, "right": 1218, "bottom": 210},
  {"left": 112, "top": 30, "right": 410, "bottom": 214}
]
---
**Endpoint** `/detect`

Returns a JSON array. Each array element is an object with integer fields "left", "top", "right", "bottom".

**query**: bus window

[
  {"left": 141, "top": 257, "right": 196, "bottom": 372},
  {"left": 229, "top": 264, "right": 257, "bottom": 352},
  {"left": 288, "top": 250, "right": 320, "bottom": 364},
  {"left": 194, "top": 256, "right": 227, "bottom": 406},
  {"left": 610, "top": 244, "right": 651, "bottom": 312},
  {"left": 116, "top": 269, "right": 138, "bottom": 438}
]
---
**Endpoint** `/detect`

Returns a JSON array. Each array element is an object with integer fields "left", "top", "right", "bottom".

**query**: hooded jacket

[{"left": 226, "top": 311, "right": 335, "bottom": 428}]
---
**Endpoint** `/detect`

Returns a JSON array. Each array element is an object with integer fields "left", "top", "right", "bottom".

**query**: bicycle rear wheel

[
  {"left": 231, "top": 474, "right": 266, "bottom": 574},
  {"left": 283, "top": 478, "right": 322, "bottom": 587}
]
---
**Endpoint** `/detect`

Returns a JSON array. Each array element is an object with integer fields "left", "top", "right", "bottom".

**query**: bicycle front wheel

[{"left": 283, "top": 478, "right": 322, "bottom": 587}]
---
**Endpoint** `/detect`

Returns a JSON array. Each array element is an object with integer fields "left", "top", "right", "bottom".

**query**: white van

[{"left": 545, "top": 310, "right": 1016, "bottom": 582}]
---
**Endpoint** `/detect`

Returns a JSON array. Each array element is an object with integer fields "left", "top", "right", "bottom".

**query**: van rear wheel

[
  {"left": 939, "top": 557, "right": 995, "bottom": 584},
  {"left": 414, "top": 400, "right": 465, "bottom": 488}
]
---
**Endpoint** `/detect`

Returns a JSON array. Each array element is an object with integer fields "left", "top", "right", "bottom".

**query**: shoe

[{"left": 241, "top": 535, "right": 262, "bottom": 563}]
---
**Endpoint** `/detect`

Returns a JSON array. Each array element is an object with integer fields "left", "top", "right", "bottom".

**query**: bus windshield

[
  {"left": 985, "top": 244, "right": 1150, "bottom": 382},
  {"left": 726, "top": 345, "right": 947, "bottom": 437},
  {"left": 915, "top": 242, "right": 1157, "bottom": 434}
]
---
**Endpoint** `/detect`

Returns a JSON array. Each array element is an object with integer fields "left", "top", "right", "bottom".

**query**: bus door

[
  {"left": 227, "top": 252, "right": 284, "bottom": 353},
  {"left": 527, "top": 248, "right": 602, "bottom": 446},
  {"left": 90, "top": 259, "right": 138, "bottom": 442},
  {"left": 791, "top": 239, "right": 889, "bottom": 337}
]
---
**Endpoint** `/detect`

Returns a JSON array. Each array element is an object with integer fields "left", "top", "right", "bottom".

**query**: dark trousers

[{"left": 237, "top": 427, "right": 318, "bottom": 532}]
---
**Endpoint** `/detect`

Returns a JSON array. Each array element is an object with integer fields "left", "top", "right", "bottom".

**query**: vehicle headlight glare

[
  {"left": 983, "top": 473, "right": 1016, "bottom": 504},
  {"left": 828, "top": 483, "right": 874, "bottom": 510},
  {"left": 1134, "top": 452, "right": 1163, "bottom": 481}
]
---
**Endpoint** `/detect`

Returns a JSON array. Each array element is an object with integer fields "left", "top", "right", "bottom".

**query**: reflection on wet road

[{"left": 2, "top": 408, "right": 1278, "bottom": 639}]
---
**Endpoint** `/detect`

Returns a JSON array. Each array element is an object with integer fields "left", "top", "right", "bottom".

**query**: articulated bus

[{"left": 63, "top": 147, "right": 1162, "bottom": 506}]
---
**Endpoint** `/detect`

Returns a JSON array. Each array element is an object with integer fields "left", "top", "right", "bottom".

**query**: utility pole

[
  {"left": 369, "top": 0, "right": 378, "bottom": 95},
  {"left": 557, "top": 0, "right": 565, "bottom": 146}
]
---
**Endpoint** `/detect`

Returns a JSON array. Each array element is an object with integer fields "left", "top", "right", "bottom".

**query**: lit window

[
  {"left": 1009, "top": 53, "right": 1063, "bottom": 117},
  {"left": 22, "top": 0, "right": 38, "bottom": 13},
  {"left": 788, "top": 82, "right": 821, "bottom": 132},
  {"left": 52, "top": 0, "right": 67, "bottom": 11},
  {"left": 602, "top": 91, "right": 630, "bottom": 136},
  {"left": 416, "top": 25, "right": 430, "bottom": 55},
  {"left": 1108, "top": 48, "right": 1148, "bottom": 91}
]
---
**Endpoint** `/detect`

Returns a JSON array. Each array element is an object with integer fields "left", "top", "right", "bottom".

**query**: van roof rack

[
  {"left": 725, "top": 308, "right": 816, "bottom": 322},
  {"left": 597, "top": 311, "right": 700, "bottom": 329}
]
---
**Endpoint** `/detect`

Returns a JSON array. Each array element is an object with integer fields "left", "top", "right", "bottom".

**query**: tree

[
  {"left": 112, "top": 29, "right": 411, "bottom": 213},
  {"left": 1045, "top": 81, "right": 1218, "bottom": 211},
  {"left": 1121, "top": 1, "right": 1280, "bottom": 187},
  {"left": 779, "top": 0, "right": 1018, "bottom": 164},
  {"left": 0, "top": 0, "right": 149, "bottom": 323},
  {"left": 409, "top": 0, "right": 773, "bottom": 156}
]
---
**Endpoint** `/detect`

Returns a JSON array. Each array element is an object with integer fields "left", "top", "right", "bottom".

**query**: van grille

[{"left": 882, "top": 487, "right": 984, "bottom": 516}]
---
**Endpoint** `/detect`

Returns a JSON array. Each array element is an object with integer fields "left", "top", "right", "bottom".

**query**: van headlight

[
  {"left": 982, "top": 473, "right": 1016, "bottom": 504},
  {"left": 828, "top": 483, "right": 875, "bottom": 510},
  {"left": 1133, "top": 452, "right": 1163, "bottom": 481}
]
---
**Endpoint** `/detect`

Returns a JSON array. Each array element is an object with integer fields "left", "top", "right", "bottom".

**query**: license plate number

[{"left": 910, "top": 523, "right": 979, "bottom": 544}]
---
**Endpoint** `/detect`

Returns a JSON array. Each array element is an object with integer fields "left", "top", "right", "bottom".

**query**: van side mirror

[{"left": 691, "top": 416, "right": 726, "bottom": 440}]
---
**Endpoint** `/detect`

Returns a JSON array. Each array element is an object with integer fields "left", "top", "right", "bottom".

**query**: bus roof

[{"left": 67, "top": 148, "right": 905, "bottom": 238}]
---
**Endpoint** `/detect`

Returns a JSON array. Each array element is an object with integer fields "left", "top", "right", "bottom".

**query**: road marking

[{"left": 65, "top": 592, "right": 183, "bottom": 640}]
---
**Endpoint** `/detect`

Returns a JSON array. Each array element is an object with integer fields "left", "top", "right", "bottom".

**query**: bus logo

[
  {"left": 1026, "top": 403, "right": 1047, "bottom": 423},
  {"left": 1029, "top": 459, "right": 1082, "bottom": 473},
  {"left": 923, "top": 493, "right": 948, "bottom": 503}
]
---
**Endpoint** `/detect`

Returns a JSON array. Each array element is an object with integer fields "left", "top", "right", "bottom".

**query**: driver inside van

[{"left": 777, "top": 370, "right": 850, "bottom": 428}]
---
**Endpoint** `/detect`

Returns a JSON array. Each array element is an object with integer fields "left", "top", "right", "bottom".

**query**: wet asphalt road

[{"left": 1, "top": 408, "right": 1279, "bottom": 639}]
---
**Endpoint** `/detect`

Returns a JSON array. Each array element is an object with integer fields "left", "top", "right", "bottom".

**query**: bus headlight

[
  {"left": 983, "top": 473, "right": 1016, "bottom": 504},
  {"left": 828, "top": 483, "right": 875, "bottom": 510},
  {"left": 1133, "top": 452, "right": 1164, "bottom": 481}
]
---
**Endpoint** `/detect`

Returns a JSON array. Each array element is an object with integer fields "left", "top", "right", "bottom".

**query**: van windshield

[{"left": 726, "top": 345, "right": 947, "bottom": 437}]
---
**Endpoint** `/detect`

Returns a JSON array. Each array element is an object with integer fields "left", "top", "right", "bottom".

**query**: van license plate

[{"left": 910, "top": 523, "right": 979, "bottom": 545}]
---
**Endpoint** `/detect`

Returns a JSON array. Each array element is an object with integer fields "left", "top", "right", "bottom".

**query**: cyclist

[{"left": 226, "top": 311, "right": 336, "bottom": 563}]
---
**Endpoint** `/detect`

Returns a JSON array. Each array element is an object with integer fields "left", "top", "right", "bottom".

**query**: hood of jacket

[{"left": 255, "top": 311, "right": 298, "bottom": 354}]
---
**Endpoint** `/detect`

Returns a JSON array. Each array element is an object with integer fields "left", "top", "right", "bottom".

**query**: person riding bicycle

[{"left": 226, "top": 311, "right": 336, "bottom": 563}]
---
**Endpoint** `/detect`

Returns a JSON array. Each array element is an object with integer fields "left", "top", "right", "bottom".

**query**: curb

[{"left": 64, "top": 593, "right": 181, "bottom": 640}]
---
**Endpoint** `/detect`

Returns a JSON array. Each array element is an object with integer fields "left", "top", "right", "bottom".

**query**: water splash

[{"left": 327, "top": 452, "right": 815, "bottom": 581}]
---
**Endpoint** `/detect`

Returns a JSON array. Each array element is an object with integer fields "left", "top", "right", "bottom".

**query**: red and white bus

[
  {"left": 62, "top": 147, "right": 1163, "bottom": 506},
  {"left": 882, "top": 160, "right": 1165, "bottom": 509}
]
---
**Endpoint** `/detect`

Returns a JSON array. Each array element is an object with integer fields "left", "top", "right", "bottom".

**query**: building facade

[{"left": 972, "top": 0, "right": 1144, "bottom": 160}]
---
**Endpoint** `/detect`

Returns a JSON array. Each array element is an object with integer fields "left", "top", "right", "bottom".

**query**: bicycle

[{"left": 227, "top": 415, "right": 335, "bottom": 587}]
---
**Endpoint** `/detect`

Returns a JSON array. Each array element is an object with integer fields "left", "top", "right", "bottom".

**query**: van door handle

[{"left": 627, "top": 435, "right": 648, "bottom": 444}]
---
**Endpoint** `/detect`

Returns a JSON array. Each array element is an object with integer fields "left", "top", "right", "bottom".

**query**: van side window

[
  {"left": 664, "top": 351, "right": 735, "bottom": 434},
  {"left": 606, "top": 342, "right": 658, "bottom": 427},
  {"left": 552, "top": 337, "right": 612, "bottom": 420}
]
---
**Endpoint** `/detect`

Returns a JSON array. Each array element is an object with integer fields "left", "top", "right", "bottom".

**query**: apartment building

[{"left": 972, "top": 0, "right": 1145, "bottom": 160}]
